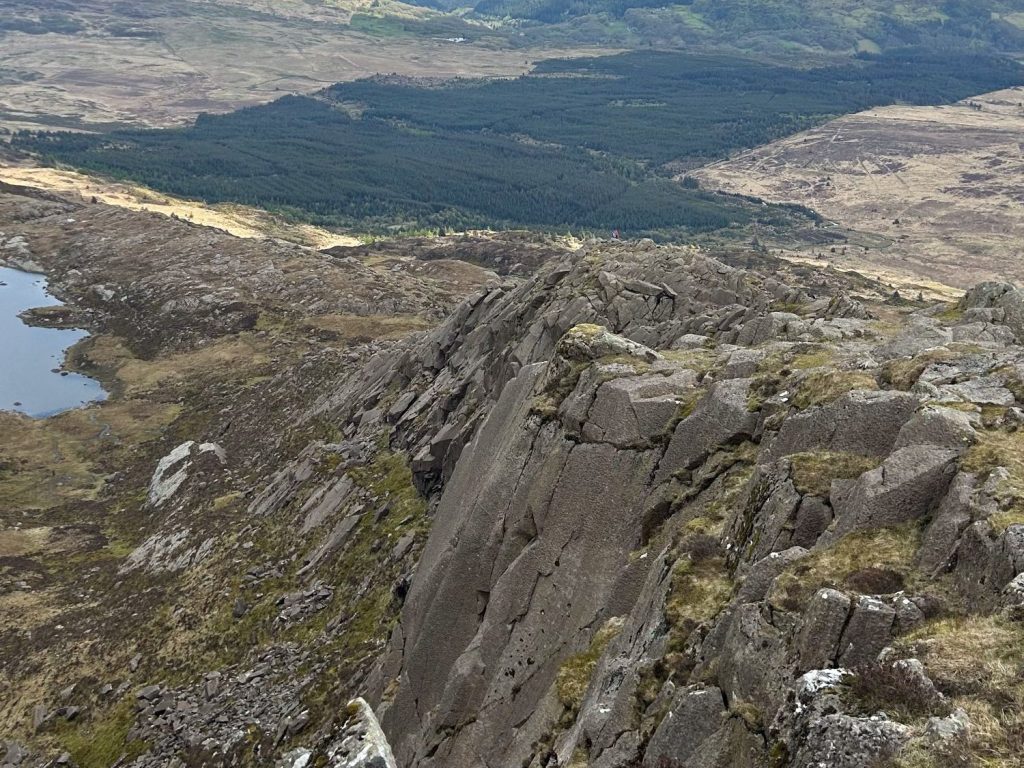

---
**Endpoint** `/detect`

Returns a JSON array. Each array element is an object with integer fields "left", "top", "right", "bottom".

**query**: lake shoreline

[{"left": 0, "top": 265, "right": 108, "bottom": 418}]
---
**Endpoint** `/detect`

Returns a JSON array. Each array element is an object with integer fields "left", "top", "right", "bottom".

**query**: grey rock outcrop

[
  {"left": 27, "top": 203, "right": 1024, "bottom": 768},
  {"left": 828, "top": 446, "right": 959, "bottom": 538},
  {"left": 641, "top": 685, "right": 727, "bottom": 767},
  {"left": 327, "top": 699, "right": 398, "bottom": 768},
  {"left": 768, "top": 390, "right": 918, "bottom": 460},
  {"left": 657, "top": 378, "right": 759, "bottom": 480}
]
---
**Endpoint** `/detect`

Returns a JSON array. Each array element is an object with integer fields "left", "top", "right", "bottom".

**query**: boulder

[
  {"left": 837, "top": 597, "right": 896, "bottom": 667},
  {"left": 788, "top": 711, "right": 909, "bottom": 768},
  {"left": 147, "top": 441, "right": 226, "bottom": 507},
  {"left": 714, "top": 603, "right": 793, "bottom": 720},
  {"left": 582, "top": 368, "right": 699, "bottom": 447},
  {"left": 326, "top": 698, "right": 397, "bottom": 768},
  {"left": 768, "top": 390, "right": 918, "bottom": 460},
  {"left": 555, "top": 323, "right": 660, "bottom": 366},
  {"left": 680, "top": 717, "right": 768, "bottom": 768},
  {"left": 924, "top": 708, "right": 971, "bottom": 745},
  {"left": 874, "top": 316, "right": 952, "bottom": 359},
  {"left": 795, "top": 589, "right": 851, "bottom": 672},
  {"left": 828, "top": 446, "right": 958, "bottom": 538},
  {"left": 893, "top": 407, "right": 976, "bottom": 452},
  {"left": 734, "top": 312, "right": 804, "bottom": 346},
  {"left": 720, "top": 348, "right": 765, "bottom": 379},
  {"left": 641, "top": 685, "right": 727, "bottom": 767},
  {"left": 918, "top": 472, "right": 976, "bottom": 575},
  {"left": 657, "top": 378, "right": 758, "bottom": 481},
  {"left": 731, "top": 465, "right": 802, "bottom": 565},
  {"left": 736, "top": 547, "right": 809, "bottom": 603},
  {"left": 952, "top": 522, "right": 1024, "bottom": 608}
]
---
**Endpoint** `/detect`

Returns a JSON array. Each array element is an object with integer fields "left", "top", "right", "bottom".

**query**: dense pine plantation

[{"left": 16, "top": 50, "right": 1024, "bottom": 236}]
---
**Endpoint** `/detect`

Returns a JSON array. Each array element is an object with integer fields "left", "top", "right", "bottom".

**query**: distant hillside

[
  {"left": 468, "top": 0, "right": 1024, "bottom": 55},
  {"left": 14, "top": 50, "right": 1024, "bottom": 237}
]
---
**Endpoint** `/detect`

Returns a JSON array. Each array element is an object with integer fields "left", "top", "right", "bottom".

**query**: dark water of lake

[{"left": 0, "top": 266, "right": 107, "bottom": 418}]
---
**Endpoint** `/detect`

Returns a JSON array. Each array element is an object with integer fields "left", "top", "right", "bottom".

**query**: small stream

[{"left": 0, "top": 266, "right": 107, "bottom": 418}]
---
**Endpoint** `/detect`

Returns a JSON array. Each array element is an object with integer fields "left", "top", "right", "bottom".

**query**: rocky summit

[{"left": 5, "top": 185, "right": 1024, "bottom": 768}]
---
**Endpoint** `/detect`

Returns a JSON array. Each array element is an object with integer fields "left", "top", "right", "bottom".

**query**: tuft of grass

[
  {"left": 846, "top": 661, "right": 950, "bottom": 722},
  {"left": 531, "top": 359, "right": 589, "bottom": 420},
  {"left": 556, "top": 618, "right": 624, "bottom": 712},
  {"left": 213, "top": 491, "right": 243, "bottom": 511},
  {"left": 768, "top": 525, "right": 919, "bottom": 611},
  {"left": 961, "top": 430, "right": 1024, "bottom": 532},
  {"left": 57, "top": 700, "right": 148, "bottom": 768},
  {"left": 769, "top": 300, "right": 807, "bottom": 315},
  {"left": 789, "top": 451, "right": 882, "bottom": 499},
  {"left": 747, "top": 372, "right": 783, "bottom": 412},
  {"left": 674, "top": 389, "right": 704, "bottom": 422},
  {"left": 660, "top": 347, "right": 720, "bottom": 375},
  {"left": 999, "top": 367, "right": 1024, "bottom": 404},
  {"left": 895, "top": 615, "right": 1024, "bottom": 766},
  {"left": 935, "top": 304, "right": 965, "bottom": 324},
  {"left": 791, "top": 370, "right": 878, "bottom": 410},
  {"left": 880, "top": 349, "right": 953, "bottom": 391},
  {"left": 790, "top": 348, "right": 835, "bottom": 370},
  {"left": 730, "top": 699, "right": 763, "bottom": 730},
  {"left": 664, "top": 555, "right": 733, "bottom": 650}
]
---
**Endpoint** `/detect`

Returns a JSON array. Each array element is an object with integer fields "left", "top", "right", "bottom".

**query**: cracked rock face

[{"left": 349, "top": 246, "right": 1024, "bottom": 768}]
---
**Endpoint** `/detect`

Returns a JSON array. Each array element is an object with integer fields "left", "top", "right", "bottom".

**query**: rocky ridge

[{"left": 5, "top": 183, "right": 1024, "bottom": 768}]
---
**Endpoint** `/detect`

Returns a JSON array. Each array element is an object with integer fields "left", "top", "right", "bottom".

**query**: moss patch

[
  {"left": 531, "top": 360, "right": 590, "bottom": 420},
  {"left": 789, "top": 451, "right": 882, "bottom": 499},
  {"left": 55, "top": 700, "right": 148, "bottom": 768},
  {"left": 665, "top": 555, "right": 732, "bottom": 649},
  {"left": 791, "top": 370, "right": 877, "bottom": 410},
  {"left": 660, "top": 347, "right": 719, "bottom": 375},
  {"left": 934, "top": 303, "right": 965, "bottom": 324},
  {"left": 880, "top": 348, "right": 953, "bottom": 391},
  {"left": 789, "top": 348, "right": 835, "bottom": 370},
  {"left": 768, "top": 525, "right": 919, "bottom": 611},
  {"left": 961, "top": 430, "right": 1024, "bottom": 532},
  {"left": 556, "top": 618, "right": 624, "bottom": 712},
  {"left": 745, "top": 346, "right": 850, "bottom": 412}
]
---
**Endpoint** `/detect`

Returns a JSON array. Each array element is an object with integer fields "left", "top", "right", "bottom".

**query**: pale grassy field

[
  {"left": 0, "top": 163, "right": 362, "bottom": 247},
  {"left": 0, "top": 0, "right": 608, "bottom": 131},
  {"left": 694, "top": 88, "right": 1024, "bottom": 290}
]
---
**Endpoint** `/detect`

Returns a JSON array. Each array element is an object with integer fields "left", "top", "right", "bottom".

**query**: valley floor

[{"left": 0, "top": 0, "right": 608, "bottom": 131}]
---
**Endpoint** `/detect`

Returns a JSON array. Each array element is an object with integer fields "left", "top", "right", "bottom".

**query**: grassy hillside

[
  {"left": 13, "top": 50, "right": 1023, "bottom": 237},
  {"left": 472, "top": 0, "right": 1024, "bottom": 55}
]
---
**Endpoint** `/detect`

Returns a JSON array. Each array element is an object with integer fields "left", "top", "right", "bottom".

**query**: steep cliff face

[{"left": 356, "top": 249, "right": 1024, "bottom": 768}]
